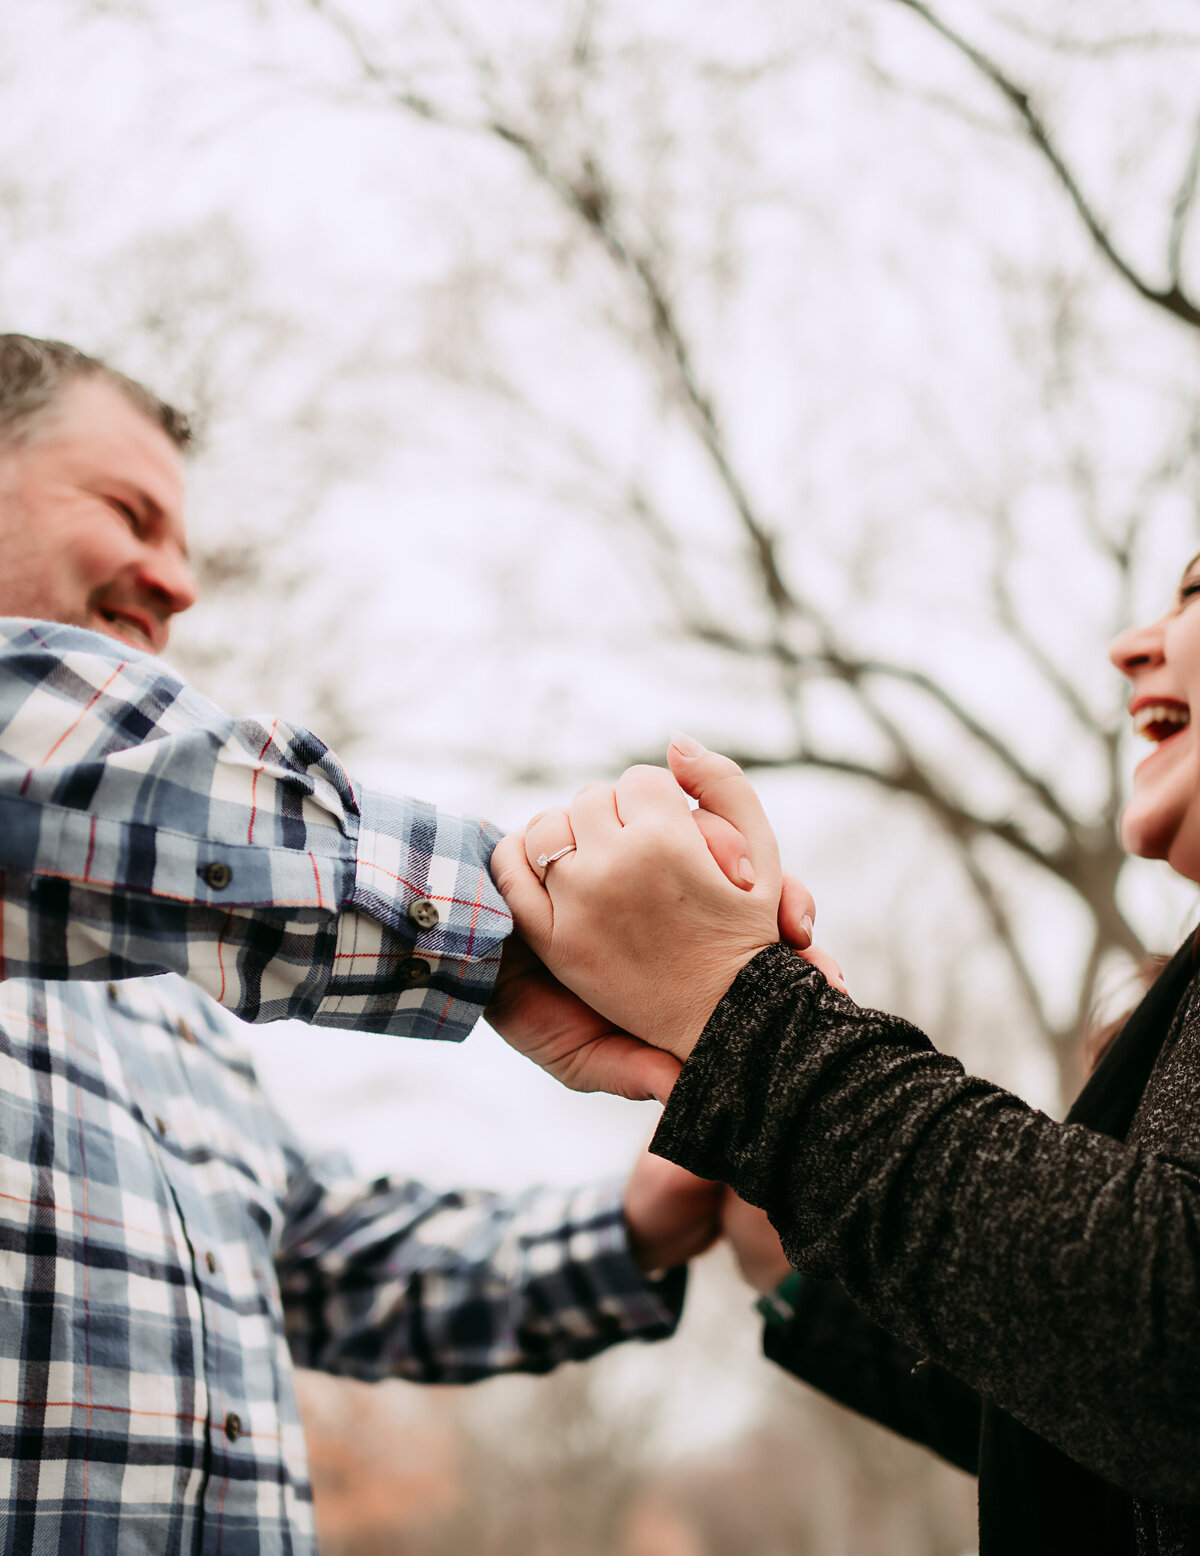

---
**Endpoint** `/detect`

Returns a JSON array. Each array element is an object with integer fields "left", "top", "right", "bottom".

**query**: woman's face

[{"left": 1110, "top": 554, "right": 1200, "bottom": 881}]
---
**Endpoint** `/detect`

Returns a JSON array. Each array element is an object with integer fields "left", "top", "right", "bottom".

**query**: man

[{"left": 0, "top": 334, "right": 728, "bottom": 1554}]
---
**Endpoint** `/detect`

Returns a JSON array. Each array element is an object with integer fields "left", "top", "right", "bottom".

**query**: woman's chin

[
  {"left": 1122, "top": 799, "right": 1200, "bottom": 883},
  {"left": 1119, "top": 802, "right": 1175, "bottom": 863}
]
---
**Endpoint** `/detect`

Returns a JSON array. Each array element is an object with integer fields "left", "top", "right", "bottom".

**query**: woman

[{"left": 492, "top": 559, "right": 1200, "bottom": 1554}]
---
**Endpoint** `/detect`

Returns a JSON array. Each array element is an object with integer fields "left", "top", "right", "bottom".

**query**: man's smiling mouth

[{"left": 95, "top": 609, "right": 154, "bottom": 652}]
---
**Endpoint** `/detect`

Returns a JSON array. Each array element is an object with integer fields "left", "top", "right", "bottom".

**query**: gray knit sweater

[{"left": 651, "top": 942, "right": 1200, "bottom": 1552}]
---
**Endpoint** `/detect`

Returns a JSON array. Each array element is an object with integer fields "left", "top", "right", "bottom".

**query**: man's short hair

[{"left": 0, "top": 334, "right": 193, "bottom": 451}]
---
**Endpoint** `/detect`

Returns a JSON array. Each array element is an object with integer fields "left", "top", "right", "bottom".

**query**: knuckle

[
  {"left": 526, "top": 807, "right": 570, "bottom": 840},
  {"left": 573, "top": 781, "right": 613, "bottom": 806}
]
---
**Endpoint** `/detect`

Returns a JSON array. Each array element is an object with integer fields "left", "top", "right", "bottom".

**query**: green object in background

[{"left": 756, "top": 1270, "right": 804, "bottom": 1328}]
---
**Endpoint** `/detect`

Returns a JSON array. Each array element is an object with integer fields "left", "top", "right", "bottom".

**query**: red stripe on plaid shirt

[
  {"left": 430, "top": 839, "right": 493, "bottom": 1039},
  {"left": 0, "top": 1398, "right": 209, "bottom": 1426},
  {"left": 19, "top": 662, "right": 127, "bottom": 790},
  {"left": 246, "top": 722, "right": 279, "bottom": 846},
  {"left": 356, "top": 858, "right": 510, "bottom": 919},
  {"left": 0, "top": 1187, "right": 175, "bottom": 1246}
]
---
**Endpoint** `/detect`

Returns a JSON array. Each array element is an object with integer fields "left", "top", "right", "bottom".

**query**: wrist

[{"left": 658, "top": 947, "right": 763, "bottom": 1063}]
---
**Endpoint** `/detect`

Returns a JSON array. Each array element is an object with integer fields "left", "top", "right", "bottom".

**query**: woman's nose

[{"left": 1109, "top": 618, "right": 1165, "bottom": 677}]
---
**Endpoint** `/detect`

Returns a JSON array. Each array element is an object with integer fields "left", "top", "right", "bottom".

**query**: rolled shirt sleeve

[
  {"left": 275, "top": 1141, "right": 685, "bottom": 1383},
  {"left": 0, "top": 619, "right": 510, "bottom": 1041}
]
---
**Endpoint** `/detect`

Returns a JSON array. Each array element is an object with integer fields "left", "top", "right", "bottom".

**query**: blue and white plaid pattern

[
  {"left": 0, "top": 620, "right": 510, "bottom": 1039},
  {"left": 0, "top": 622, "right": 683, "bottom": 1553}
]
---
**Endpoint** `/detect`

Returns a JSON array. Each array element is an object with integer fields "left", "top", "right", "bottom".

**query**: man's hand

[
  {"left": 623, "top": 1150, "right": 722, "bottom": 1273},
  {"left": 722, "top": 1190, "right": 792, "bottom": 1295},
  {"left": 486, "top": 933, "right": 682, "bottom": 1103},
  {"left": 491, "top": 742, "right": 783, "bottom": 1063}
]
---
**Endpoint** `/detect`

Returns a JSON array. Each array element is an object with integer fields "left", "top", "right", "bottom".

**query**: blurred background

[{"left": 7, "top": 0, "right": 1200, "bottom": 1550}]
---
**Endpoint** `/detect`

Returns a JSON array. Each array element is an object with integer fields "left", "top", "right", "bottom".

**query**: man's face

[{"left": 0, "top": 376, "right": 196, "bottom": 655}]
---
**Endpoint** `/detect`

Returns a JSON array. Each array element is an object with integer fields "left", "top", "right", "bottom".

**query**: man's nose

[
  {"left": 1109, "top": 618, "right": 1165, "bottom": 677},
  {"left": 138, "top": 544, "right": 199, "bottom": 621}
]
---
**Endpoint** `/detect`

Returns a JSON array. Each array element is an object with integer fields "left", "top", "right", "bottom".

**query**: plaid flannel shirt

[{"left": 0, "top": 621, "right": 683, "bottom": 1555}]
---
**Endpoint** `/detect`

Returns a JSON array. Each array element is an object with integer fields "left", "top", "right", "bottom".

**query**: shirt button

[
  {"left": 200, "top": 862, "right": 232, "bottom": 890},
  {"left": 224, "top": 1412, "right": 242, "bottom": 1442},
  {"left": 407, "top": 897, "right": 440, "bottom": 931},
  {"left": 154, "top": 1116, "right": 168, "bottom": 1137},
  {"left": 397, "top": 957, "right": 432, "bottom": 989},
  {"left": 177, "top": 1017, "right": 197, "bottom": 1044},
  {"left": 106, "top": 983, "right": 120, "bottom": 1002},
  {"left": 205, "top": 1251, "right": 218, "bottom": 1275}
]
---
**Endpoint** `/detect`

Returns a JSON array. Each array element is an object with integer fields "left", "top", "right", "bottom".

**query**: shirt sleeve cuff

[
  {"left": 522, "top": 1180, "right": 686, "bottom": 1350},
  {"left": 318, "top": 786, "right": 513, "bottom": 1042}
]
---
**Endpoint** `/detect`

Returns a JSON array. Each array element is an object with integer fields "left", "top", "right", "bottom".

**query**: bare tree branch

[
  {"left": 985, "top": 498, "right": 1109, "bottom": 738},
  {"left": 307, "top": 0, "right": 1106, "bottom": 868},
  {"left": 959, "top": 844, "right": 1052, "bottom": 1035},
  {"left": 890, "top": 0, "right": 1200, "bottom": 330},
  {"left": 687, "top": 618, "right": 1085, "bottom": 832},
  {"left": 1169, "top": 112, "right": 1200, "bottom": 289},
  {"left": 305, "top": 0, "right": 475, "bottom": 132},
  {"left": 995, "top": 14, "right": 1200, "bottom": 60},
  {"left": 861, "top": 58, "right": 1014, "bottom": 139},
  {"left": 290, "top": 0, "right": 1166, "bottom": 1078}
]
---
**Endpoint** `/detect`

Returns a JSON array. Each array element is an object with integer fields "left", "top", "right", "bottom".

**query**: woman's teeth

[{"left": 1133, "top": 703, "right": 1191, "bottom": 743}]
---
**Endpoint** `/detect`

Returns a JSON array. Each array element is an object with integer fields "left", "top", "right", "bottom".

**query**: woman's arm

[
  {"left": 651, "top": 945, "right": 1200, "bottom": 1503},
  {"left": 492, "top": 742, "right": 1200, "bottom": 1499}
]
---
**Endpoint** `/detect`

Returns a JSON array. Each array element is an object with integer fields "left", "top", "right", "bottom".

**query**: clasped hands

[
  {"left": 485, "top": 733, "right": 848, "bottom": 1285},
  {"left": 487, "top": 733, "right": 844, "bottom": 1104},
  {"left": 486, "top": 732, "right": 843, "bottom": 1282}
]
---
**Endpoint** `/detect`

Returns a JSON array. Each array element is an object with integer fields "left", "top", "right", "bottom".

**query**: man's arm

[
  {"left": 274, "top": 1139, "right": 715, "bottom": 1383},
  {"left": 0, "top": 620, "right": 508, "bottom": 1040}
]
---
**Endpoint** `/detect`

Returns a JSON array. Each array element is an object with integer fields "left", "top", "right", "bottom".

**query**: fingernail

[
  {"left": 670, "top": 729, "right": 709, "bottom": 757},
  {"left": 798, "top": 914, "right": 813, "bottom": 947},
  {"left": 737, "top": 856, "right": 756, "bottom": 887}
]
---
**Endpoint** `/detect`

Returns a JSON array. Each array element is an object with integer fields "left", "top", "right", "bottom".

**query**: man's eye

[{"left": 110, "top": 499, "right": 141, "bottom": 533}]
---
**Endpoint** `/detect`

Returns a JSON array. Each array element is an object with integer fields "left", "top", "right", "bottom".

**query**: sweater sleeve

[{"left": 651, "top": 944, "right": 1200, "bottom": 1503}]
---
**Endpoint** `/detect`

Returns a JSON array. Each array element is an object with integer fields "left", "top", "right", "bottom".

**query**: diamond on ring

[{"left": 536, "top": 846, "right": 577, "bottom": 868}]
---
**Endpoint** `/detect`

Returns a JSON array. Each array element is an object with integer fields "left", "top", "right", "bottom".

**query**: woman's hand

[
  {"left": 490, "top": 741, "right": 784, "bottom": 1063},
  {"left": 670, "top": 734, "right": 815, "bottom": 952},
  {"left": 797, "top": 943, "right": 849, "bottom": 995}
]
